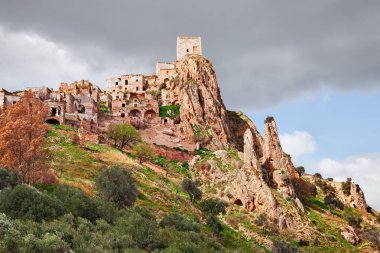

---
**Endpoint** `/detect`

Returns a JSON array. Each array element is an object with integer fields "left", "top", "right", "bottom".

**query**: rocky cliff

[{"left": 174, "top": 55, "right": 232, "bottom": 149}]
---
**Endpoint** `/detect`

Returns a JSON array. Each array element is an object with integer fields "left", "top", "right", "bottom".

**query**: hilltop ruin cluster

[{"left": 0, "top": 37, "right": 202, "bottom": 144}]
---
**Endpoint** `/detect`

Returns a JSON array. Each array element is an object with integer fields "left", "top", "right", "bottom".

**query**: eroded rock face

[
  {"left": 263, "top": 118, "right": 297, "bottom": 197},
  {"left": 328, "top": 180, "right": 368, "bottom": 211},
  {"left": 194, "top": 128, "right": 301, "bottom": 231},
  {"left": 341, "top": 226, "right": 360, "bottom": 245},
  {"left": 175, "top": 55, "right": 231, "bottom": 150}
]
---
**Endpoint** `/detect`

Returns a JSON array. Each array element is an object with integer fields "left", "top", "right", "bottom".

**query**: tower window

[
  {"left": 136, "top": 87, "right": 139, "bottom": 91},
  {"left": 115, "top": 82, "right": 118, "bottom": 85},
  {"left": 121, "top": 113, "right": 125, "bottom": 117},
  {"left": 136, "top": 79, "right": 138, "bottom": 82},
  {"left": 186, "top": 49, "right": 189, "bottom": 52},
  {"left": 145, "top": 80, "right": 148, "bottom": 85},
  {"left": 122, "top": 103, "right": 125, "bottom": 107},
  {"left": 125, "top": 80, "right": 128, "bottom": 85}
]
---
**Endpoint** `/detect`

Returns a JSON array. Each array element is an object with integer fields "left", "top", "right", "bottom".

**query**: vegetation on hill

[{"left": 0, "top": 106, "right": 379, "bottom": 252}]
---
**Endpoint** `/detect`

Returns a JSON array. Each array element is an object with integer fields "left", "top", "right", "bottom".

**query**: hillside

[
  {"left": 44, "top": 125, "right": 379, "bottom": 252},
  {"left": 0, "top": 52, "right": 379, "bottom": 252}
]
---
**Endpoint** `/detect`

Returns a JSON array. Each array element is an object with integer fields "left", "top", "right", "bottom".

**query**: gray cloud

[{"left": 0, "top": 0, "right": 380, "bottom": 109}]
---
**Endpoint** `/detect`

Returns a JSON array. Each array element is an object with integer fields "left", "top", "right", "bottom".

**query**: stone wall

[{"left": 176, "top": 36, "right": 202, "bottom": 60}]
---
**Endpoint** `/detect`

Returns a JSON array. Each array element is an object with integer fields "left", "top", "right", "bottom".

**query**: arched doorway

[
  {"left": 144, "top": 109, "right": 156, "bottom": 121},
  {"left": 46, "top": 118, "right": 60, "bottom": 125},
  {"left": 129, "top": 109, "right": 142, "bottom": 118}
]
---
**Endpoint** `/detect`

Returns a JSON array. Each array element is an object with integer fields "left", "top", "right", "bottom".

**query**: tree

[
  {"left": 295, "top": 166, "right": 305, "bottom": 177},
  {"left": 133, "top": 142, "right": 155, "bottom": 164},
  {"left": 0, "top": 168, "right": 19, "bottom": 190},
  {"left": 324, "top": 193, "right": 344, "bottom": 210},
  {"left": 342, "top": 178, "right": 352, "bottom": 196},
  {"left": 96, "top": 166, "right": 138, "bottom": 208},
  {"left": 159, "top": 213, "right": 200, "bottom": 232},
  {"left": 106, "top": 123, "right": 141, "bottom": 149},
  {"left": 0, "top": 184, "right": 64, "bottom": 221},
  {"left": 0, "top": 90, "right": 50, "bottom": 183},
  {"left": 254, "top": 213, "right": 269, "bottom": 232},
  {"left": 314, "top": 173, "right": 322, "bottom": 179},
  {"left": 199, "top": 198, "right": 227, "bottom": 217},
  {"left": 181, "top": 178, "right": 202, "bottom": 204}
]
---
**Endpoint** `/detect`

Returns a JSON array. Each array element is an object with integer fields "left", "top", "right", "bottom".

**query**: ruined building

[{"left": 0, "top": 36, "right": 203, "bottom": 144}]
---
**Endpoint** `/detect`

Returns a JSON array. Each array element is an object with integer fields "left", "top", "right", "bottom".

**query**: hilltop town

[{"left": 0, "top": 36, "right": 202, "bottom": 148}]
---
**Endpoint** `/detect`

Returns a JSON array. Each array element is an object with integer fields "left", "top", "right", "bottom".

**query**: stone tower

[{"left": 176, "top": 36, "right": 202, "bottom": 60}]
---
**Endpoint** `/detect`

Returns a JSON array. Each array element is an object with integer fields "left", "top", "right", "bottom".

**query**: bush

[
  {"left": 206, "top": 215, "right": 223, "bottom": 235},
  {"left": 96, "top": 166, "right": 138, "bottom": 208},
  {"left": 327, "top": 177, "right": 333, "bottom": 181},
  {"left": 132, "top": 142, "right": 155, "bottom": 164},
  {"left": 295, "top": 166, "right": 305, "bottom": 176},
  {"left": 316, "top": 179, "right": 335, "bottom": 194},
  {"left": 254, "top": 213, "right": 269, "bottom": 230},
  {"left": 0, "top": 168, "right": 19, "bottom": 190},
  {"left": 324, "top": 193, "right": 344, "bottom": 210},
  {"left": 346, "top": 213, "right": 362, "bottom": 228},
  {"left": 342, "top": 178, "right": 352, "bottom": 196},
  {"left": 292, "top": 178, "right": 317, "bottom": 204},
  {"left": 199, "top": 198, "right": 227, "bottom": 217},
  {"left": 0, "top": 185, "right": 64, "bottom": 221},
  {"left": 52, "top": 184, "right": 100, "bottom": 222},
  {"left": 159, "top": 213, "right": 200, "bottom": 232},
  {"left": 159, "top": 105, "right": 180, "bottom": 119},
  {"left": 181, "top": 178, "right": 202, "bottom": 204},
  {"left": 106, "top": 123, "right": 141, "bottom": 149},
  {"left": 117, "top": 212, "right": 165, "bottom": 251},
  {"left": 272, "top": 240, "right": 303, "bottom": 253},
  {"left": 314, "top": 173, "right": 322, "bottom": 179}
]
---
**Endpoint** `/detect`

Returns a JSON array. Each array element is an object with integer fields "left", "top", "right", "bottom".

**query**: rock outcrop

[
  {"left": 262, "top": 117, "right": 298, "bottom": 197},
  {"left": 330, "top": 180, "right": 368, "bottom": 210},
  {"left": 340, "top": 226, "right": 360, "bottom": 245},
  {"left": 174, "top": 55, "right": 232, "bottom": 149}
]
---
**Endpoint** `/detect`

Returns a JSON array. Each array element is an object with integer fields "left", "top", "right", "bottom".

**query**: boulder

[{"left": 341, "top": 226, "right": 360, "bottom": 245}]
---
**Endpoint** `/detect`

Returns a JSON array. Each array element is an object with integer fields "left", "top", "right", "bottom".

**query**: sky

[{"left": 0, "top": 0, "right": 379, "bottom": 209}]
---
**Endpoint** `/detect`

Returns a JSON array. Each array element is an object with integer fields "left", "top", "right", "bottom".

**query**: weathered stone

[
  {"left": 340, "top": 226, "right": 360, "bottom": 245},
  {"left": 174, "top": 55, "right": 232, "bottom": 150}
]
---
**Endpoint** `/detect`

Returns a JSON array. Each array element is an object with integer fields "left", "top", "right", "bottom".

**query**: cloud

[
  {"left": 280, "top": 131, "right": 316, "bottom": 158},
  {"left": 0, "top": 1, "right": 380, "bottom": 108},
  {"left": 311, "top": 153, "right": 380, "bottom": 211},
  {"left": 0, "top": 25, "right": 151, "bottom": 89}
]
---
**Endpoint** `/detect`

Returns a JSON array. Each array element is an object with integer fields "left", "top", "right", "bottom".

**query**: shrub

[
  {"left": 0, "top": 185, "right": 64, "bottom": 221},
  {"left": 346, "top": 213, "right": 362, "bottom": 228},
  {"left": 254, "top": 213, "right": 269, "bottom": 230},
  {"left": 292, "top": 178, "right": 317, "bottom": 203},
  {"left": 96, "top": 166, "right": 138, "bottom": 208},
  {"left": 199, "top": 198, "right": 227, "bottom": 217},
  {"left": 272, "top": 240, "right": 303, "bottom": 253},
  {"left": 181, "top": 178, "right": 202, "bottom": 204},
  {"left": 117, "top": 212, "right": 165, "bottom": 251},
  {"left": 0, "top": 168, "right": 19, "bottom": 190},
  {"left": 324, "top": 193, "right": 344, "bottom": 210},
  {"left": 314, "top": 173, "right": 322, "bottom": 179},
  {"left": 52, "top": 184, "right": 100, "bottom": 222},
  {"left": 206, "top": 215, "right": 223, "bottom": 235},
  {"left": 295, "top": 166, "right": 305, "bottom": 176},
  {"left": 342, "top": 178, "right": 352, "bottom": 196},
  {"left": 327, "top": 177, "right": 333, "bottom": 181},
  {"left": 106, "top": 123, "right": 141, "bottom": 149},
  {"left": 132, "top": 142, "right": 155, "bottom": 164},
  {"left": 159, "top": 213, "right": 200, "bottom": 232},
  {"left": 159, "top": 105, "right": 180, "bottom": 119},
  {"left": 316, "top": 179, "right": 335, "bottom": 194}
]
